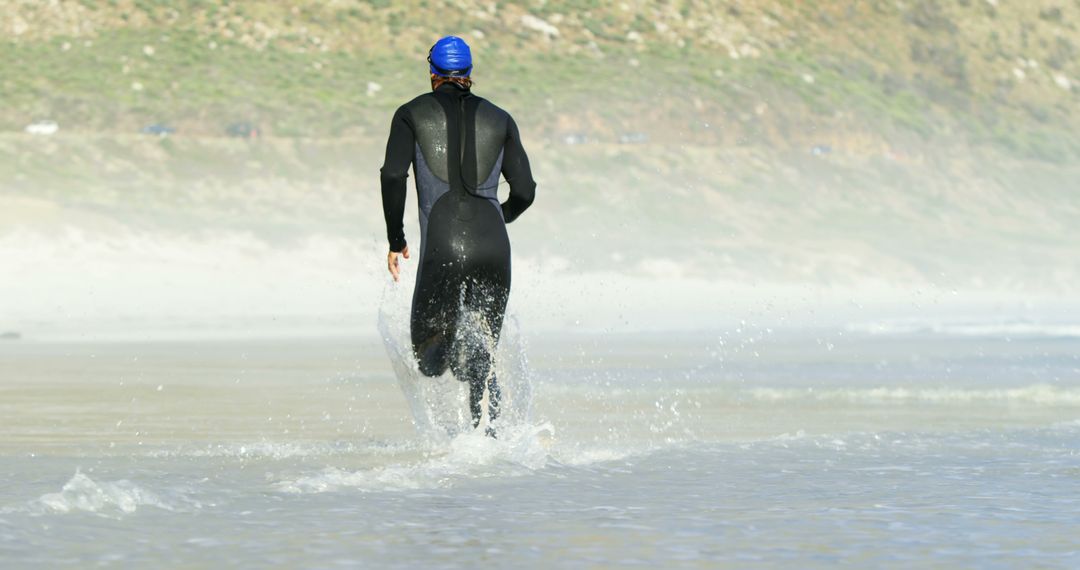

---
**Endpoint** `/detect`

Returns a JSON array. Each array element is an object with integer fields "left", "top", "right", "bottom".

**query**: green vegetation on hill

[{"left": 1, "top": 0, "right": 1078, "bottom": 160}]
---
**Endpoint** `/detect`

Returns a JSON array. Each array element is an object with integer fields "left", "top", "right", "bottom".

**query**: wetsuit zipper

[{"left": 458, "top": 96, "right": 470, "bottom": 196}]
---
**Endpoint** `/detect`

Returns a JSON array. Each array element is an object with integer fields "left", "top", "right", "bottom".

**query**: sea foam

[
  {"left": 33, "top": 472, "right": 174, "bottom": 515},
  {"left": 278, "top": 422, "right": 554, "bottom": 494}
]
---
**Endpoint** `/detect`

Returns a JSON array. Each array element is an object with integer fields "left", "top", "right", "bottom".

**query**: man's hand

[{"left": 387, "top": 246, "right": 410, "bottom": 282}]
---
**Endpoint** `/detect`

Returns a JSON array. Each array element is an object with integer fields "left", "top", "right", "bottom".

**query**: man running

[{"left": 379, "top": 35, "right": 537, "bottom": 433}]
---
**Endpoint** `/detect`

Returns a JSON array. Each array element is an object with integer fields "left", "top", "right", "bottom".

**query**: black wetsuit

[{"left": 380, "top": 82, "right": 536, "bottom": 427}]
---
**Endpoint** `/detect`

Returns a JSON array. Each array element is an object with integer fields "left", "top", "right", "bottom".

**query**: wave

[
  {"left": 140, "top": 440, "right": 420, "bottom": 460},
  {"left": 28, "top": 472, "right": 179, "bottom": 516},
  {"left": 540, "top": 381, "right": 1080, "bottom": 406},
  {"left": 747, "top": 385, "right": 1080, "bottom": 406},
  {"left": 848, "top": 319, "right": 1080, "bottom": 338}
]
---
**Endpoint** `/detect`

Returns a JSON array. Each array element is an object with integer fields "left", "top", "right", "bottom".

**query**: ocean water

[{"left": 1, "top": 323, "right": 1079, "bottom": 568}]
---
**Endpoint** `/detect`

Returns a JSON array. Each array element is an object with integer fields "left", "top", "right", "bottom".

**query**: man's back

[{"left": 381, "top": 83, "right": 535, "bottom": 251}]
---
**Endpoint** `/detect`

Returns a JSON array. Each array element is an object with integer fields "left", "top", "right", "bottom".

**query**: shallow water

[{"left": 1, "top": 329, "right": 1079, "bottom": 567}]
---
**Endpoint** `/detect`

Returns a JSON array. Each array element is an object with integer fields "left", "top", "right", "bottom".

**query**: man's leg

[
  {"left": 452, "top": 279, "right": 509, "bottom": 430},
  {"left": 411, "top": 268, "right": 460, "bottom": 378}
]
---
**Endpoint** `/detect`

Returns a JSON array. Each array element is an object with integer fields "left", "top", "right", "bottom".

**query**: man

[{"left": 379, "top": 35, "right": 536, "bottom": 432}]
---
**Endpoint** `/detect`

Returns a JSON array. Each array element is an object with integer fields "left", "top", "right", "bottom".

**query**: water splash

[
  {"left": 376, "top": 280, "right": 534, "bottom": 442},
  {"left": 278, "top": 422, "right": 555, "bottom": 493}
]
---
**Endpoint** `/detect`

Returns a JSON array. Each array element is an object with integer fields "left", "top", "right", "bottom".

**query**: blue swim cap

[{"left": 428, "top": 35, "right": 472, "bottom": 77}]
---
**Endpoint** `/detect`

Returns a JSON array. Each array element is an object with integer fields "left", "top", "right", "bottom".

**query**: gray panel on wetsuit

[
  {"left": 413, "top": 143, "right": 450, "bottom": 249},
  {"left": 407, "top": 97, "right": 452, "bottom": 254},
  {"left": 408, "top": 96, "right": 450, "bottom": 183},
  {"left": 473, "top": 100, "right": 508, "bottom": 213}
]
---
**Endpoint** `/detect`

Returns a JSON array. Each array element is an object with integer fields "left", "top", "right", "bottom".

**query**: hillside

[
  {"left": 2, "top": 0, "right": 1079, "bottom": 159},
  {"left": 2, "top": 0, "right": 1079, "bottom": 303}
]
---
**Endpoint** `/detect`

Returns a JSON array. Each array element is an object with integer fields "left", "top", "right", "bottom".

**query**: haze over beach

[{"left": 1, "top": 1, "right": 1079, "bottom": 567}]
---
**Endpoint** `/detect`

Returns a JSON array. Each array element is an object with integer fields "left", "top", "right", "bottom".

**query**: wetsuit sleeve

[
  {"left": 380, "top": 106, "right": 414, "bottom": 252},
  {"left": 500, "top": 115, "right": 536, "bottom": 224}
]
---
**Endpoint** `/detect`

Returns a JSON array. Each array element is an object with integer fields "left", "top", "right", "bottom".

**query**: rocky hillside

[{"left": 2, "top": 0, "right": 1078, "bottom": 159}]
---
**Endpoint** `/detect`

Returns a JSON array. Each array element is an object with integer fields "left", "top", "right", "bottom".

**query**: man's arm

[
  {"left": 500, "top": 115, "right": 536, "bottom": 223},
  {"left": 380, "top": 106, "right": 414, "bottom": 252}
]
